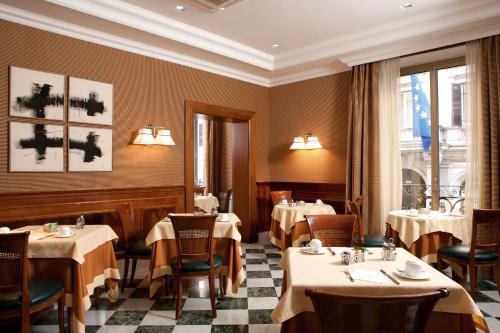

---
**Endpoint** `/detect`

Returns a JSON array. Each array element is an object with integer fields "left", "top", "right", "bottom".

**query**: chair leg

[
  {"left": 58, "top": 293, "right": 65, "bottom": 333},
  {"left": 130, "top": 258, "right": 138, "bottom": 287},
  {"left": 218, "top": 271, "right": 225, "bottom": 298},
  {"left": 122, "top": 257, "right": 130, "bottom": 293},
  {"left": 94, "top": 287, "right": 101, "bottom": 306},
  {"left": 437, "top": 253, "right": 445, "bottom": 271},
  {"left": 67, "top": 307, "right": 73, "bottom": 333},
  {"left": 494, "top": 264, "right": 500, "bottom": 297},
  {"left": 209, "top": 271, "right": 217, "bottom": 318},
  {"left": 21, "top": 305, "right": 30, "bottom": 333},
  {"left": 470, "top": 265, "right": 477, "bottom": 301},
  {"left": 175, "top": 276, "right": 183, "bottom": 320}
]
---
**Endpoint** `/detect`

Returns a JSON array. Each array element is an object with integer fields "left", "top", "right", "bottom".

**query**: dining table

[
  {"left": 194, "top": 195, "right": 220, "bottom": 213},
  {"left": 272, "top": 247, "right": 488, "bottom": 333},
  {"left": 14, "top": 224, "right": 120, "bottom": 333},
  {"left": 145, "top": 213, "right": 245, "bottom": 298},
  {"left": 385, "top": 210, "right": 469, "bottom": 263},
  {"left": 269, "top": 202, "right": 336, "bottom": 251}
]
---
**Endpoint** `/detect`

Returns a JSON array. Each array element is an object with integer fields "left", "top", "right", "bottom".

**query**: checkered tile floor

[{"left": 12, "top": 243, "right": 500, "bottom": 332}]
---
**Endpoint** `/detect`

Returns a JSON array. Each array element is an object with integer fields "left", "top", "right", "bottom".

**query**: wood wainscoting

[
  {"left": 256, "top": 182, "right": 346, "bottom": 232},
  {"left": 0, "top": 186, "right": 185, "bottom": 252}
]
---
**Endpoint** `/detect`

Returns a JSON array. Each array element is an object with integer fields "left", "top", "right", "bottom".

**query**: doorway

[{"left": 184, "top": 101, "right": 257, "bottom": 243}]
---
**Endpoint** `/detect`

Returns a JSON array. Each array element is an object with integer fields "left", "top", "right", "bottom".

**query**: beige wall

[
  {"left": 0, "top": 20, "right": 270, "bottom": 192},
  {"left": 269, "top": 72, "right": 350, "bottom": 184}
]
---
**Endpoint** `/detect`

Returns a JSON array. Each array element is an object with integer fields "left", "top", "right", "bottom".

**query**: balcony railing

[{"left": 402, "top": 184, "right": 465, "bottom": 213}]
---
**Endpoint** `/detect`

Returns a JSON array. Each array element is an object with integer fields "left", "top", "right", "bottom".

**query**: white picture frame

[
  {"left": 68, "top": 126, "right": 112, "bottom": 171},
  {"left": 68, "top": 77, "right": 113, "bottom": 125},
  {"left": 9, "top": 121, "right": 64, "bottom": 172},
  {"left": 9, "top": 67, "right": 65, "bottom": 120}
]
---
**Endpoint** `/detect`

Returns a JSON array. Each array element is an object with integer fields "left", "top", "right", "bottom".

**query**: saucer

[
  {"left": 394, "top": 269, "right": 431, "bottom": 280},
  {"left": 54, "top": 233, "right": 75, "bottom": 238},
  {"left": 301, "top": 247, "right": 326, "bottom": 255}
]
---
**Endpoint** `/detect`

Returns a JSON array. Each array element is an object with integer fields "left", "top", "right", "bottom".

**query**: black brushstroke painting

[
  {"left": 18, "top": 124, "right": 63, "bottom": 162},
  {"left": 69, "top": 131, "right": 103, "bottom": 163},
  {"left": 70, "top": 91, "right": 106, "bottom": 117},
  {"left": 14, "top": 83, "right": 64, "bottom": 118}
]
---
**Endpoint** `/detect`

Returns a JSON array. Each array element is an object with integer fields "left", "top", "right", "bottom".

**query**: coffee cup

[
  {"left": 58, "top": 226, "right": 72, "bottom": 237},
  {"left": 208, "top": 193, "right": 213, "bottom": 197},
  {"left": 218, "top": 213, "right": 229, "bottom": 222},
  {"left": 409, "top": 209, "right": 418, "bottom": 216},
  {"left": 280, "top": 199, "right": 288, "bottom": 205},
  {"left": 405, "top": 260, "right": 423, "bottom": 276},
  {"left": 307, "top": 239, "right": 322, "bottom": 252},
  {"left": 315, "top": 199, "right": 323, "bottom": 204},
  {"left": 0, "top": 227, "right": 10, "bottom": 234}
]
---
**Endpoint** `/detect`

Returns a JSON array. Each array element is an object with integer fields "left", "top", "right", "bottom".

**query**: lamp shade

[
  {"left": 133, "top": 127, "right": 155, "bottom": 145},
  {"left": 290, "top": 136, "right": 306, "bottom": 150},
  {"left": 154, "top": 129, "right": 175, "bottom": 146},
  {"left": 305, "top": 135, "right": 322, "bottom": 149}
]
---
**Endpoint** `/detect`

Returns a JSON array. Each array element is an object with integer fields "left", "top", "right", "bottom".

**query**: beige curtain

[
  {"left": 464, "top": 40, "right": 482, "bottom": 243},
  {"left": 379, "top": 58, "right": 402, "bottom": 231},
  {"left": 206, "top": 120, "right": 222, "bottom": 196},
  {"left": 346, "top": 63, "right": 381, "bottom": 235},
  {"left": 481, "top": 34, "right": 500, "bottom": 209}
]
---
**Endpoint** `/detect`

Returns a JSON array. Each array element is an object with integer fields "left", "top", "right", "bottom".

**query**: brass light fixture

[
  {"left": 289, "top": 133, "right": 322, "bottom": 150},
  {"left": 133, "top": 125, "right": 175, "bottom": 146}
]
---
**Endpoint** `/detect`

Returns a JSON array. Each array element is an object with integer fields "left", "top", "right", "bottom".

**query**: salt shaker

[
  {"left": 75, "top": 215, "right": 85, "bottom": 229},
  {"left": 382, "top": 238, "right": 396, "bottom": 261}
]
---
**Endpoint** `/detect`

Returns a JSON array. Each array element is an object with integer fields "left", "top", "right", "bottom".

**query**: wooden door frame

[{"left": 185, "top": 101, "right": 257, "bottom": 242}]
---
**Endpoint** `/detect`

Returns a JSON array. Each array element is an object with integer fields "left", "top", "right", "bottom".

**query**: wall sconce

[
  {"left": 289, "top": 133, "right": 322, "bottom": 150},
  {"left": 132, "top": 125, "right": 175, "bottom": 146}
]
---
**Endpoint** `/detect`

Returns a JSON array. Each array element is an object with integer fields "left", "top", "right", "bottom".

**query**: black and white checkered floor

[{"left": 21, "top": 243, "right": 500, "bottom": 332}]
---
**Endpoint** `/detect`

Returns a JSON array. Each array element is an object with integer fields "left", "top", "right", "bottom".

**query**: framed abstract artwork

[
  {"left": 68, "top": 77, "right": 113, "bottom": 125},
  {"left": 9, "top": 67, "right": 65, "bottom": 120},
  {"left": 68, "top": 126, "right": 112, "bottom": 171},
  {"left": 9, "top": 121, "right": 64, "bottom": 172}
]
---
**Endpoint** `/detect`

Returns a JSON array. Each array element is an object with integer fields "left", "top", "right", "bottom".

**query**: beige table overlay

[
  {"left": 270, "top": 203, "right": 336, "bottom": 250},
  {"left": 272, "top": 247, "right": 488, "bottom": 333},
  {"left": 146, "top": 213, "right": 245, "bottom": 298},
  {"left": 194, "top": 196, "right": 220, "bottom": 213},
  {"left": 386, "top": 210, "right": 469, "bottom": 263},
  {"left": 15, "top": 225, "right": 120, "bottom": 333}
]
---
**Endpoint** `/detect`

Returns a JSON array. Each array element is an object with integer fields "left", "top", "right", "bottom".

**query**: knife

[
  {"left": 380, "top": 269, "right": 400, "bottom": 285},
  {"left": 38, "top": 233, "right": 55, "bottom": 240},
  {"left": 344, "top": 270, "right": 354, "bottom": 282},
  {"left": 328, "top": 247, "right": 336, "bottom": 256}
]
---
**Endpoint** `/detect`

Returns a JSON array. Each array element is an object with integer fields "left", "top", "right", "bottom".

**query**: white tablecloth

[
  {"left": 271, "top": 203, "right": 336, "bottom": 235},
  {"left": 386, "top": 210, "right": 469, "bottom": 248},
  {"left": 194, "top": 195, "right": 220, "bottom": 213}
]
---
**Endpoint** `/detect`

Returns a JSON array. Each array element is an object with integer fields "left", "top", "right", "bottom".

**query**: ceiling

[{"left": 1, "top": 0, "right": 500, "bottom": 86}]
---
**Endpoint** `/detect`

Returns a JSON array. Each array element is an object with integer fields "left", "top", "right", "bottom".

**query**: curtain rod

[{"left": 400, "top": 42, "right": 466, "bottom": 59}]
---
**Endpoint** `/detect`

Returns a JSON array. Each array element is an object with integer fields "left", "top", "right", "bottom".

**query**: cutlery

[
  {"left": 380, "top": 269, "right": 400, "bottom": 285},
  {"left": 328, "top": 247, "right": 335, "bottom": 256},
  {"left": 344, "top": 269, "right": 354, "bottom": 282},
  {"left": 38, "top": 233, "right": 55, "bottom": 240}
]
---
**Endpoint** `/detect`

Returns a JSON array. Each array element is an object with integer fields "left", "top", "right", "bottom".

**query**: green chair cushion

[
  {"left": 358, "top": 234, "right": 386, "bottom": 247},
  {"left": 438, "top": 245, "right": 498, "bottom": 262},
  {"left": 0, "top": 279, "right": 64, "bottom": 312},
  {"left": 171, "top": 255, "right": 223, "bottom": 273},
  {"left": 126, "top": 241, "right": 152, "bottom": 256}
]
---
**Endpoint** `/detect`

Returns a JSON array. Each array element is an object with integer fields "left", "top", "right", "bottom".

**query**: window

[
  {"left": 399, "top": 61, "right": 466, "bottom": 213},
  {"left": 194, "top": 117, "right": 208, "bottom": 186}
]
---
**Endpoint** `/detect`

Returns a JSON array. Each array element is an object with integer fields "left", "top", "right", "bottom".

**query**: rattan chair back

[{"left": 305, "top": 214, "right": 356, "bottom": 247}]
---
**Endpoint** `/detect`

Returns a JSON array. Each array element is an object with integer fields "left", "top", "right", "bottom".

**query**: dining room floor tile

[{"left": 23, "top": 242, "right": 500, "bottom": 333}]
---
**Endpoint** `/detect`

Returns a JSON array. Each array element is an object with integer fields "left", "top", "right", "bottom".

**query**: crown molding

[
  {"left": 269, "top": 67, "right": 348, "bottom": 88},
  {"left": 47, "top": 0, "right": 274, "bottom": 70},
  {"left": 273, "top": 0, "right": 500, "bottom": 70},
  {"left": 0, "top": 3, "right": 271, "bottom": 87}
]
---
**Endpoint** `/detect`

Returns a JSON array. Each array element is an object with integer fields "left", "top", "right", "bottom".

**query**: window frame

[{"left": 400, "top": 56, "right": 465, "bottom": 210}]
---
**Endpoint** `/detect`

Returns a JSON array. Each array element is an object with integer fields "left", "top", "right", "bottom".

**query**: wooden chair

[
  {"left": 345, "top": 197, "right": 386, "bottom": 247},
  {"left": 117, "top": 203, "right": 152, "bottom": 292},
  {"left": 305, "top": 288, "right": 449, "bottom": 333},
  {"left": 0, "top": 231, "right": 65, "bottom": 333},
  {"left": 270, "top": 190, "right": 292, "bottom": 206},
  {"left": 169, "top": 214, "right": 224, "bottom": 319},
  {"left": 438, "top": 209, "right": 500, "bottom": 300},
  {"left": 222, "top": 189, "right": 232, "bottom": 213},
  {"left": 305, "top": 214, "right": 356, "bottom": 247}
]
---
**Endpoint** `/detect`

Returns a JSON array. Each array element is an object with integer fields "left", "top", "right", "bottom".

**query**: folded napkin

[{"left": 350, "top": 269, "right": 387, "bottom": 284}]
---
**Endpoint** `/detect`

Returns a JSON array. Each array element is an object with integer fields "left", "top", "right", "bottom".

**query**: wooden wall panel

[
  {"left": 0, "top": 19, "right": 270, "bottom": 193},
  {"left": 256, "top": 182, "right": 346, "bottom": 232}
]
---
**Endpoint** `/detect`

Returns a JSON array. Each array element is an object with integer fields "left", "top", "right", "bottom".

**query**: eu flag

[{"left": 411, "top": 74, "right": 431, "bottom": 152}]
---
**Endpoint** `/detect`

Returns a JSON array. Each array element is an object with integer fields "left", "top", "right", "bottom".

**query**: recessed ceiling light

[
  {"left": 272, "top": 43, "right": 280, "bottom": 49},
  {"left": 400, "top": 2, "right": 413, "bottom": 9},
  {"left": 219, "top": 7, "right": 226, "bottom": 10},
  {"left": 175, "top": 5, "right": 185, "bottom": 11}
]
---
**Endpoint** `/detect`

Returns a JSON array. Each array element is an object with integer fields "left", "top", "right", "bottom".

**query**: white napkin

[{"left": 349, "top": 269, "right": 387, "bottom": 284}]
